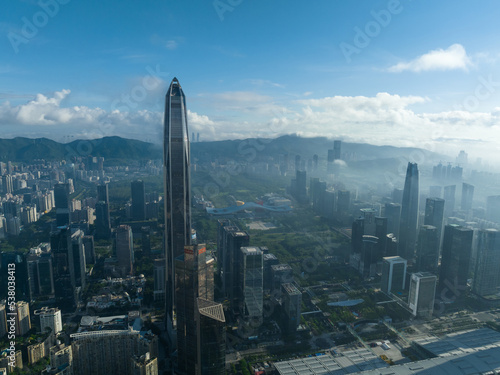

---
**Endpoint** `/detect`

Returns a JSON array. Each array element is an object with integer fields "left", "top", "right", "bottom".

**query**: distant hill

[{"left": 0, "top": 134, "right": 448, "bottom": 165}]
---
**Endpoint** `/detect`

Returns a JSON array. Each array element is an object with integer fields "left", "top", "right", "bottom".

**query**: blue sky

[{"left": 1, "top": 0, "right": 500, "bottom": 162}]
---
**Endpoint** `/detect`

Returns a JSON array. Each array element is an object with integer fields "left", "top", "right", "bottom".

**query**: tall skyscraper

[
  {"left": 164, "top": 78, "right": 192, "bottom": 327},
  {"left": 175, "top": 244, "right": 224, "bottom": 375},
  {"left": 416, "top": 225, "right": 439, "bottom": 274},
  {"left": 131, "top": 180, "right": 146, "bottom": 221},
  {"left": 486, "top": 195, "right": 500, "bottom": 223},
  {"left": 384, "top": 202, "right": 401, "bottom": 238},
  {"left": 97, "top": 182, "right": 109, "bottom": 204},
  {"left": 398, "top": 163, "right": 419, "bottom": 260},
  {"left": 116, "top": 225, "right": 134, "bottom": 276},
  {"left": 54, "top": 183, "right": 71, "bottom": 226},
  {"left": 439, "top": 224, "right": 473, "bottom": 296},
  {"left": 461, "top": 183, "right": 474, "bottom": 211},
  {"left": 443, "top": 185, "right": 456, "bottom": 217},
  {"left": 424, "top": 198, "right": 445, "bottom": 246},
  {"left": 50, "top": 227, "right": 75, "bottom": 311},
  {"left": 472, "top": 229, "right": 500, "bottom": 297},
  {"left": 239, "top": 247, "right": 264, "bottom": 321}
]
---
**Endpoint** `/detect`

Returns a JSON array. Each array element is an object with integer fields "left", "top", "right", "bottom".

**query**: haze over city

[{"left": 2, "top": 1, "right": 500, "bottom": 164}]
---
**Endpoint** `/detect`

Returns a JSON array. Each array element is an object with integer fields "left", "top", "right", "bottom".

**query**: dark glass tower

[
  {"left": 164, "top": 78, "right": 192, "bottom": 325},
  {"left": 54, "top": 183, "right": 71, "bottom": 226},
  {"left": 439, "top": 224, "right": 473, "bottom": 296},
  {"left": 424, "top": 198, "right": 445, "bottom": 245},
  {"left": 131, "top": 179, "right": 146, "bottom": 221},
  {"left": 398, "top": 162, "right": 419, "bottom": 260}
]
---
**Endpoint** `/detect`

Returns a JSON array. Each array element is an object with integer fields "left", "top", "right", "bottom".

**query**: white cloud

[
  {"left": 2, "top": 89, "right": 500, "bottom": 163},
  {"left": 388, "top": 44, "right": 472, "bottom": 73}
]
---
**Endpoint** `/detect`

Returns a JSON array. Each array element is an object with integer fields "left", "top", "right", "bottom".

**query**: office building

[
  {"left": 83, "top": 235, "right": 95, "bottom": 265},
  {"left": 196, "top": 298, "right": 226, "bottom": 375},
  {"left": 398, "top": 163, "right": 419, "bottom": 260},
  {"left": 2, "top": 175, "right": 12, "bottom": 195},
  {"left": 131, "top": 180, "right": 146, "bottom": 221},
  {"left": 281, "top": 283, "right": 302, "bottom": 334},
  {"left": 164, "top": 78, "right": 192, "bottom": 325},
  {"left": 51, "top": 227, "right": 75, "bottom": 310},
  {"left": 97, "top": 182, "right": 109, "bottom": 204},
  {"left": 271, "top": 264, "right": 293, "bottom": 291},
  {"left": 263, "top": 253, "right": 279, "bottom": 290},
  {"left": 381, "top": 256, "right": 407, "bottom": 294},
  {"left": 384, "top": 202, "right": 401, "bottom": 238},
  {"left": 337, "top": 190, "right": 350, "bottom": 214},
  {"left": 443, "top": 185, "right": 456, "bottom": 217},
  {"left": 424, "top": 198, "right": 445, "bottom": 245},
  {"left": 116, "top": 225, "right": 134, "bottom": 276},
  {"left": 408, "top": 272, "right": 437, "bottom": 318},
  {"left": 153, "top": 258, "right": 166, "bottom": 303},
  {"left": 95, "top": 201, "right": 111, "bottom": 239},
  {"left": 439, "top": 224, "right": 473, "bottom": 296},
  {"left": 472, "top": 229, "right": 500, "bottom": 297},
  {"left": 217, "top": 222, "right": 250, "bottom": 311},
  {"left": 239, "top": 247, "right": 264, "bottom": 322},
  {"left": 71, "top": 230, "right": 86, "bottom": 290},
  {"left": 54, "top": 183, "right": 71, "bottom": 226},
  {"left": 486, "top": 195, "right": 500, "bottom": 223},
  {"left": 461, "top": 183, "right": 474, "bottom": 211},
  {"left": 175, "top": 244, "right": 220, "bottom": 375},
  {"left": 416, "top": 225, "right": 439, "bottom": 274},
  {"left": 35, "top": 307, "right": 62, "bottom": 334},
  {"left": 27, "top": 249, "right": 54, "bottom": 297}
]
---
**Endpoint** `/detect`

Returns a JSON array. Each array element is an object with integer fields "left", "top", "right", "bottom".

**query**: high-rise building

[
  {"left": 337, "top": 190, "right": 351, "bottom": 214},
  {"left": 239, "top": 247, "right": 264, "bottom": 321},
  {"left": 196, "top": 298, "right": 226, "bottom": 375},
  {"left": 472, "top": 229, "right": 500, "bottom": 297},
  {"left": 486, "top": 195, "right": 500, "bottom": 223},
  {"left": 164, "top": 78, "right": 192, "bottom": 324},
  {"left": 116, "top": 225, "right": 134, "bottom": 276},
  {"left": 408, "top": 272, "right": 437, "bottom": 318},
  {"left": 71, "top": 230, "right": 86, "bottom": 290},
  {"left": 2, "top": 175, "right": 13, "bottom": 195},
  {"left": 131, "top": 180, "right": 146, "bottom": 221},
  {"left": 50, "top": 227, "right": 76, "bottom": 311},
  {"left": 359, "top": 235, "right": 379, "bottom": 278},
  {"left": 416, "top": 225, "right": 439, "bottom": 274},
  {"left": 461, "top": 183, "right": 474, "bottom": 212},
  {"left": 153, "top": 258, "right": 166, "bottom": 303},
  {"left": 35, "top": 307, "right": 62, "bottom": 334},
  {"left": 281, "top": 283, "right": 302, "bottom": 334},
  {"left": 95, "top": 201, "right": 111, "bottom": 239},
  {"left": 175, "top": 244, "right": 221, "bottom": 375},
  {"left": 54, "top": 183, "right": 71, "bottom": 226},
  {"left": 27, "top": 249, "right": 54, "bottom": 297},
  {"left": 83, "top": 235, "right": 95, "bottom": 265},
  {"left": 15, "top": 301, "right": 31, "bottom": 336},
  {"left": 398, "top": 163, "right": 419, "bottom": 260},
  {"left": 439, "top": 225, "right": 473, "bottom": 296},
  {"left": 0, "top": 251, "right": 32, "bottom": 302},
  {"left": 131, "top": 352, "right": 158, "bottom": 375},
  {"left": 384, "top": 202, "right": 401, "bottom": 238},
  {"left": 218, "top": 223, "right": 250, "bottom": 311},
  {"left": 424, "top": 198, "right": 445, "bottom": 245},
  {"left": 381, "top": 256, "right": 407, "bottom": 294},
  {"left": 97, "top": 182, "right": 109, "bottom": 204},
  {"left": 443, "top": 185, "right": 456, "bottom": 217}
]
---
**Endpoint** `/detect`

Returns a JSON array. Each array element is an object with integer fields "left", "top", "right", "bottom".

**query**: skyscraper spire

[
  {"left": 164, "top": 77, "right": 192, "bottom": 329},
  {"left": 398, "top": 162, "right": 419, "bottom": 260}
]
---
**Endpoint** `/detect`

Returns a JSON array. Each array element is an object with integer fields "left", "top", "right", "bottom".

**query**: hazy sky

[{"left": 1, "top": 0, "right": 500, "bottom": 163}]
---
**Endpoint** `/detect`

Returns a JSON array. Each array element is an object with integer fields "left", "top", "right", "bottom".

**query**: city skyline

[{"left": 1, "top": 1, "right": 500, "bottom": 163}]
